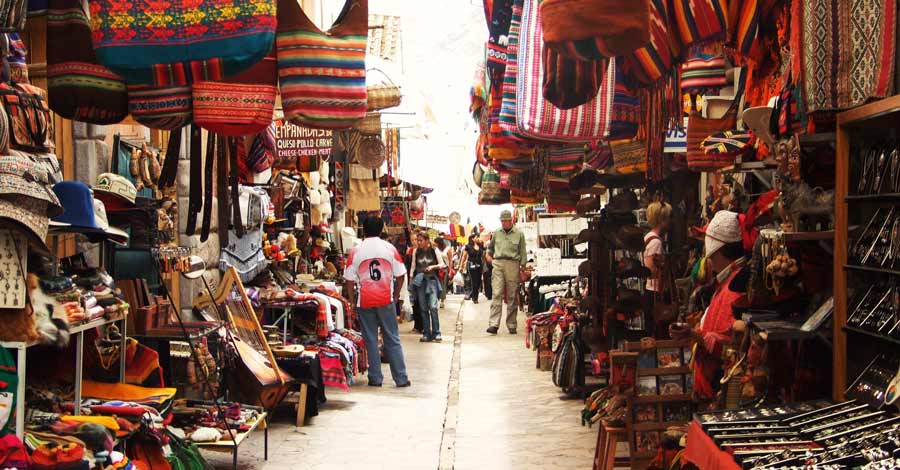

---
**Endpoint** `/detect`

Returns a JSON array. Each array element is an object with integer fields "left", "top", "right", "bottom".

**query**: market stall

[{"left": 466, "top": 0, "right": 898, "bottom": 464}]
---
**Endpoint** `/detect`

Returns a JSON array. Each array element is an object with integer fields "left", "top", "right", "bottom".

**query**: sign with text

[{"left": 273, "top": 120, "right": 333, "bottom": 171}]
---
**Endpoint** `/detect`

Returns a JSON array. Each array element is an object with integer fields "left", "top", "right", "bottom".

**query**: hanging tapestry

[{"left": 802, "top": 0, "right": 895, "bottom": 111}]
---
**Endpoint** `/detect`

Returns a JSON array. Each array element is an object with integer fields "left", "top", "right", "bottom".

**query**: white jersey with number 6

[{"left": 344, "top": 237, "right": 408, "bottom": 308}]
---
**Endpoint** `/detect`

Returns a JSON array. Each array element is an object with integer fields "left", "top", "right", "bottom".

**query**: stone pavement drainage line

[{"left": 438, "top": 301, "right": 465, "bottom": 470}]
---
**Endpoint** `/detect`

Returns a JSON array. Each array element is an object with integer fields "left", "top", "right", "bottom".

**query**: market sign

[{"left": 273, "top": 120, "right": 333, "bottom": 170}]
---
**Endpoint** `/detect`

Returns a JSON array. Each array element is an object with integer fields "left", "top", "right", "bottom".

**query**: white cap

[{"left": 704, "top": 210, "right": 742, "bottom": 257}]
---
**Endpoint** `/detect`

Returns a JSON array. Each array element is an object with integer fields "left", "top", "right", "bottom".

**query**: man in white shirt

[{"left": 344, "top": 218, "right": 411, "bottom": 388}]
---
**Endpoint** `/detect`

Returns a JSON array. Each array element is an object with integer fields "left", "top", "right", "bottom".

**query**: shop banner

[{"left": 273, "top": 120, "right": 333, "bottom": 171}]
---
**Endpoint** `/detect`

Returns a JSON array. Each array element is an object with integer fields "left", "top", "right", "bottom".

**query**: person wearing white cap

[{"left": 670, "top": 210, "right": 747, "bottom": 402}]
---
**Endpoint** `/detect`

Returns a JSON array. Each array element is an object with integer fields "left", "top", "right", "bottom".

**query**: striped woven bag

[
  {"left": 515, "top": 0, "right": 614, "bottom": 143},
  {"left": 89, "top": 0, "right": 276, "bottom": 85},
  {"left": 621, "top": 0, "right": 680, "bottom": 85},
  {"left": 686, "top": 69, "right": 746, "bottom": 171},
  {"left": 277, "top": 0, "right": 368, "bottom": 130},
  {"left": 538, "top": 0, "right": 650, "bottom": 61},
  {"left": 671, "top": 0, "right": 728, "bottom": 49},
  {"left": 47, "top": 0, "right": 127, "bottom": 125},
  {"left": 497, "top": 0, "right": 528, "bottom": 143}
]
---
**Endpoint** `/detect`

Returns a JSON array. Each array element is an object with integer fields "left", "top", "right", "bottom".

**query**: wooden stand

[
  {"left": 592, "top": 424, "right": 626, "bottom": 470},
  {"left": 834, "top": 94, "right": 900, "bottom": 400},
  {"left": 623, "top": 339, "right": 693, "bottom": 470}
]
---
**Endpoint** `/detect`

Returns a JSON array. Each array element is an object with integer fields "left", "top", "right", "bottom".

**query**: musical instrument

[{"left": 194, "top": 267, "right": 291, "bottom": 409}]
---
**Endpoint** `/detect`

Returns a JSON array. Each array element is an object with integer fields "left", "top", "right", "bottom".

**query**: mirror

[{"left": 181, "top": 255, "right": 207, "bottom": 280}]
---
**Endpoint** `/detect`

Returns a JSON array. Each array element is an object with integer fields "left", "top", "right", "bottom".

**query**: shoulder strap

[
  {"left": 185, "top": 124, "right": 202, "bottom": 236},
  {"left": 157, "top": 127, "right": 182, "bottom": 189},
  {"left": 200, "top": 132, "right": 215, "bottom": 242},
  {"left": 217, "top": 135, "right": 229, "bottom": 246},
  {"left": 229, "top": 137, "right": 244, "bottom": 238}
]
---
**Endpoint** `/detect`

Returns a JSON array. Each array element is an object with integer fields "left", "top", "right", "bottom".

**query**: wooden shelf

[
  {"left": 194, "top": 412, "right": 268, "bottom": 451},
  {"left": 799, "top": 133, "right": 836, "bottom": 145},
  {"left": 843, "top": 326, "right": 900, "bottom": 347},
  {"left": 637, "top": 366, "right": 691, "bottom": 376},
  {"left": 718, "top": 161, "right": 779, "bottom": 174},
  {"left": 845, "top": 193, "right": 900, "bottom": 202},
  {"left": 633, "top": 394, "right": 693, "bottom": 404},
  {"left": 844, "top": 264, "right": 900, "bottom": 276}
]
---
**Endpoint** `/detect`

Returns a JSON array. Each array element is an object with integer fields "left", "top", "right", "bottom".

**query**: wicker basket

[
  {"left": 357, "top": 135, "right": 386, "bottom": 169},
  {"left": 367, "top": 68, "right": 402, "bottom": 110},
  {"left": 355, "top": 112, "right": 381, "bottom": 135}
]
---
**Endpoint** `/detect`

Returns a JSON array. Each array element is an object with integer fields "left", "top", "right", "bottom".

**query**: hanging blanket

[{"left": 802, "top": 0, "right": 896, "bottom": 112}]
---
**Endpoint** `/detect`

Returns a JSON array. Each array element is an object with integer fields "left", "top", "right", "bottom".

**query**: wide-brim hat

[
  {"left": 92, "top": 199, "right": 129, "bottom": 246},
  {"left": 578, "top": 259, "right": 602, "bottom": 278},
  {"left": 742, "top": 106, "right": 775, "bottom": 148},
  {"left": 604, "top": 225, "right": 647, "bottom": 252},
  {"left": 94, "top": 173, "right": 137, "bottom": 211},
  {"left": 606, "top": 191, "right": 639, "bottom": 215},
  {"left": 594, "top": 171, "right": 645, "bottom": 189},
  {"left": 575, "top": 228, "right": 603, "bottom": 245},
  {"left": 0, "top": 155, "right": 63, "bottom": 216},
  {"left": 576, "top": 195, "right": 603, "bottom": 215},
  {"left": 0, "top": 195, "right": 50, "bottom": 253}
]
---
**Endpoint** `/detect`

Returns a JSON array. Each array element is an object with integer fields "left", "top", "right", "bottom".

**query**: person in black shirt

[{"left": 458, "top": 234, "right": 486, "bottom": 303}]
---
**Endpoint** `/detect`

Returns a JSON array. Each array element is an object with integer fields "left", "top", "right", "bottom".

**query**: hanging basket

[
  {"left": 367, "top": 68, "right": 402, "bottom": 111},
  {"left": 358, "top": 135, "right": 386, "bottom": 169},
  {"left": 355, "top": 112, "right": 382, "bottom": 135}
]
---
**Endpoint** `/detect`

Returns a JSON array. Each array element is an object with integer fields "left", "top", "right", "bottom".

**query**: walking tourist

[
  {"left": 344, "top": 217, "right": 411, "bottom": 388},
  {"left": 410, "top": 232, "right": 445, "bottom": 342},
  {"left": 485, "top": 210, "right": 526, "bottom": 335}
]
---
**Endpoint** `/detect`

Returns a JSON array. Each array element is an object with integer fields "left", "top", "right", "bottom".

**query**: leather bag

[{"left": 0, "top": 82, "right": 51, "bottom": 152}]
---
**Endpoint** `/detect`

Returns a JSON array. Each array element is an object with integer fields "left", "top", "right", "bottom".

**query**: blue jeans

[
  {"left": 357, "top": 303, "right": 409, "bottom": 385},
  {"left": 414, "top": 275, "right": 441, "bottom": 339}
]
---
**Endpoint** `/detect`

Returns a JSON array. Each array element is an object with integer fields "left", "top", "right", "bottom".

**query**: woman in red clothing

[{"left": 671, "top": 211, "right": 747, "bottom": 404}]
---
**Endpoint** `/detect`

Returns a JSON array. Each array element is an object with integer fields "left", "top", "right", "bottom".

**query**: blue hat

[{"left": 50, "top": 181, "right": 101, "bottom": 233}]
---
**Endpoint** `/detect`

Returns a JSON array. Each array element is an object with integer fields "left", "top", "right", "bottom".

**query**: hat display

[
  {"left": 94, "top": 173, "right": 137, "bottom": 211},
  {"left": 704, "top": 210, "right": 743, "bottom": 257},
  {"left": 0, "top": 195, "right": 50, "bottom": 252},
  {"left": 0, "top": 155, "right": 63, "bottom": 216},
  {"left": 575, "top": 195, "right": 602, "bottom": 215},
  {"left": 742, "top": 105, "right": 776, "bottom": 148},
  {"left": 575, "top": 228, "right": 603, "bottom": 245},
  {"left": 499, "top": 210, "right": 513, "bottom": 221},
  {"left": 92, "top": 199, "right": 129, "bottom": 246}
]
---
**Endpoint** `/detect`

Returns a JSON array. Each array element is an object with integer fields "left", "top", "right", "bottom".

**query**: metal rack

[{"left": 0, "top": 314, "right": 127, "bottom": 439}]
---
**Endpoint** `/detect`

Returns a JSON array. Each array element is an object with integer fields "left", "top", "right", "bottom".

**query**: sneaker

[
  {"left": 473, "top": 298, "right": 479, "bottom": 304},
  {"left": 420, "top": 336, "right": 432, "bottom": 342},
  {"left": 508, "top": 329, "right": 517, "bottom": 335},
  {"left": 433, "top": 336, "right": 443, "bottom": 343},
  {"left": 368, "top": 382, "right": 383, "bottom": 387},
  {"left": 486, "top": 326, "right": 498, "bottom": 335},
  {"left": 397, "top": 381, "right": 412, "bottom": 388}
]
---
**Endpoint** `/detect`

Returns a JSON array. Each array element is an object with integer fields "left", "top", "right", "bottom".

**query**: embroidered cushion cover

[
  {"left": 277, "top": 0, "right": 368, "bottom": 130},
  {"left": 88, "top": 0, "right": 276, "bottom": 85}
]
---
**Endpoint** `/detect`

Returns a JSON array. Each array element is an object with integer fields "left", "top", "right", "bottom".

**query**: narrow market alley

[{"left": 221, "top": 295, "right": 596, "bottom": 470}]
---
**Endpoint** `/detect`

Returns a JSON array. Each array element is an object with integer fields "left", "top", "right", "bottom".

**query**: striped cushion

[
  {"left": 277, "top": 0, "right": 368, "bottom": 130},
  {"left": 680, "top": 54, "right": 728, "bottom": 95}
]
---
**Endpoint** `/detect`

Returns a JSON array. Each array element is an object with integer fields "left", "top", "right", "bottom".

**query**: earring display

[{"left": 0, "top": 229, "right": 26, "bottom": 309}]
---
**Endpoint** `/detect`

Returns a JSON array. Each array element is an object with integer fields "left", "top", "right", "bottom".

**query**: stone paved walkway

[{"left": 206, "top": 294, "right": 596, "bottom": 470}]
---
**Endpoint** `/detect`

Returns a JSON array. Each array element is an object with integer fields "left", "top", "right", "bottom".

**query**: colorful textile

[
  {"left": 515, "top": 0, "right": 614, "bottom": 142},
  {"left": 486, "top": 0, "right": 515, "bottom": 89},
  {"left": 497, "top": 1, "right": 528, "bottom": 143},
  {"left": 47, "top": 0, "right": 127, "bottom": 125},
  {"left": 728, "top": 0, "right": 760, "bottom": 54},
  {"left": 700, "top": 130, "right": 753, "bottom": 156},
  {"left": 277, "top": 0, "right": 368, "bottom": 129},
  {"left": 608, "top": 64, "right": 640, "bottom": 140},
  {"left": 80, "top": 381, "right": 176, "bottom": 408},
  {"left": 89, "top": 0, "right": 276, "bottom": 85},
  {"left": 622, "top": 0, "right": 679, "bottom": 85},
  {"left": 539, "top": 0, "right": 650, "bottom": 60},
  {"left": 127, "top": 84, "right": 192, "bottom": 131},
  {"left": 802, "top": 0, "right": 896, "bottom": 111},
  {"left": 547, "top": 145, "right": 584, "bottom": 174},
  {"left": 5, "top": 34, "right": 28, "bottom": 84},
  {"left": 680, "top": 54, "right": 728, "bottom": 95},
  {"left": 318, "top": 351, "right": 349, "bottom": 391},
  {"left": 671, "top": 0, "right": 728, "bottom": 48},
  {"left": 541, "top": 43, "right": 609, "bottom": 110},
  {"left": 193, "top": 49, "right": 277, "bottom": 137}
]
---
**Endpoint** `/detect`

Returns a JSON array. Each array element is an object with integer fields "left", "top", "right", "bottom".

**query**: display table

[
  {"left": 194, "top": 410, "right": 268, "bottom": 470},
  {"left": 685, "top": 420, "right": 741, "bottom": 470}
]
